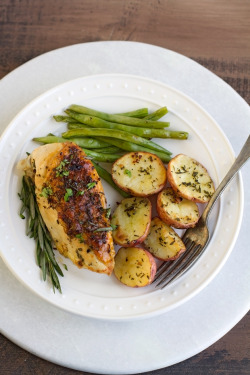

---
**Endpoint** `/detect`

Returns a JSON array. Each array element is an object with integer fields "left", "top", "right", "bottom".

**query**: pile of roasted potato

[{"left": 111, "top": 151, "right": 215, "bottom": 287}]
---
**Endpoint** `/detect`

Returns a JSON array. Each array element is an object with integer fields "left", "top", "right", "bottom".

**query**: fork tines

[{"left": 153, "top": 239, "right": 204, "bottom": 289}]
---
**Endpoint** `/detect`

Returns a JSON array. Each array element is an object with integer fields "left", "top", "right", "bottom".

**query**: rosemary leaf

[
  {"left": 26, "top": 215, "right": 32, "bottom": 236},
  {"left": 44, "top": 238, "right": 55, "bottom": 261},
  {"left": 36, "top": 240, "right": 41, "bottom": 267},
  {"left": 53, "top": 262, "right": 64, "bottom": 277},
  {"left": 50, "top": 266, "right": 62, "bottom": 293},
  {"left": 93, "top": 226, "right": 113, "bottom": 232},
  {"left": 19, "top": 202, "right": 26, "bottom": 218},
  {"left": 44, "top": 238, "right": 64, "bottom": 277},
  {"left": 29, "top": 194, "right": 36, "bottom": 220},
  {"left": 40, "top": 251, "right": 46, "bottom": 281},
  {"left": 38, "top": 223, "right": 44, "bottom": 250},
  {"left": 37, "top": 212, "right": 47, "bottom": 230},
  {"left": 33, "top": 220, "right": 38, "bottom": 238}
]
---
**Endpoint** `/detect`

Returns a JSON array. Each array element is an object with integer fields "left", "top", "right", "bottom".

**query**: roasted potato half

[
  {"left": 111, "top": 197, "right": 151, "bottom": 246},
  {"left": 157, "top": 187, "right": 199, "bottom": 228},
  {"left": 114, "top": 247, "right": 157, "bottom": 287},
  {"left": 144, "top": 217, "right": 186, "bottom": 261},
  {"left": 167, "top": 154, "right": 215, "bottom": 203},
  {"left": 111, "top": 152, "right": 167, "bottom": 196}
]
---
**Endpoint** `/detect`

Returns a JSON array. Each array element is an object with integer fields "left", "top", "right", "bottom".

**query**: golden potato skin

[
  {"left": 157, "top": 187, "right": 199, "bottom": 229},
  {"left": 144, "top": 217, "right": 186, "bottom": 261},
  {"left": 167, "top": 154, "right": 215, "bottom": 203},
  {"left": 112, "top": 151, "right": 167, "bottom": 197},
  {"left": 114, "top": 247, "right": 157, "bottom": 287},
  {"left": 111, "top": 197, "right": 152, "bottom": 247}
]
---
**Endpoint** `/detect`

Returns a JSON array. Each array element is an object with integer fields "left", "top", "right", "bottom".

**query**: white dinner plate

[{"left": 0, "top": 73, "right": 243, "bottom": 320}]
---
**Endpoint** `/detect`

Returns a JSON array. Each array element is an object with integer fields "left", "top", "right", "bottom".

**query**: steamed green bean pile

[{"left": 33, "top": 104, "right": 188, "bottom": 195}]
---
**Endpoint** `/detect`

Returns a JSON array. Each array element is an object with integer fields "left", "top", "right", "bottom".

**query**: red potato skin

[
  {"left": 156, "top": 190, "right": 199, "bottom": 229},
  {"left": 144, "top": 249, "right": 157, "bottom": 284},
  {"left": 152, "top": 246, "right": 186, "bottom": 262},
  {"left": 167, "top": 155, "right": 215, "bottom": 203}
]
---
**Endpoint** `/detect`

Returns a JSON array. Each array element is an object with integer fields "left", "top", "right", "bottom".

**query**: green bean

[
  {"left": 92, "top": 162, "right": 130, "bottom": 198},
  {"left": 54, "top": 116, "right": 93, "bottom": 132},
  {"left": 144, "top": 107, "right": 168, "bottom": 121},
  {"left": 67, "top": 123, "right": 91, "bottom": 129},
  {"left": 33, "top": 135, "right": 66, "bottom": 144},
  {"left": 115, "top": 108, "right": 148, "bottom": 118},
  {"left": 70, "top": 137, "right": 111, "bottom": 148},
  {"left": 68, "top": 104, "right": 170, "bottom": 128},
  {"left": 53, "top": 115, "right": 78, "bottom": 123},
  {"left": 33, "top": 135, "right": 111, "bottom": 149},
  {"left": 62, "top": 128, "right": 172, "bottom": 155},
  {"left": 95, "top": 137, "right": 172, "bottom": 162},
  {"left": 81, "top": 148, "right": 122, "bottom": 162},
  {"left": 65, "top": 114, "right": 186, "bottom": 139},
  {"left": 91, "top": 146, "right": 123, "bottom": 154},
  {"left": 54, "top": 108, "right": 148, "bottom": 125}
]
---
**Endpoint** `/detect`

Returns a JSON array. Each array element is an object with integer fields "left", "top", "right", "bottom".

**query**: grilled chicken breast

[{"left": 20, "top": 142, "right": 115, "bottom": 275}]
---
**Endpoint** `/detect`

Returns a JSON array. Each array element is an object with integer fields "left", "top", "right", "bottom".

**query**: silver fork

[{"left": 154, "top": 135, "right": 250, "bottom": 289}]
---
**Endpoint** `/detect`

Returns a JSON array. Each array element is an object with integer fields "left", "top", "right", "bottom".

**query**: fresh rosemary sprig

[{"left": 18, "top": 175, "right": 64, "bottom": 292}]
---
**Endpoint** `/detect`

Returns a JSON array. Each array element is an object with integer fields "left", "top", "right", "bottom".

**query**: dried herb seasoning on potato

[
  {"left": 111, "top": 151, "right": 167, "bottom": 196},
  {"left": 111, "top": 197, "right": 151, "bottom": 247},
  {"left": 157, "top": 187, "right": 200, "bottom": 229},
  {"left": 167, "top": 154, "right": 215, "bottom": 203},
  {"left": 144, "top": 217, "right": 186, "bottom": 261}
]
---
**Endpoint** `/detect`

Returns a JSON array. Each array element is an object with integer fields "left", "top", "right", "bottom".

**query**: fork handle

[{"left": 202, "top": 135, "right": 250, "bottom": 222}]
